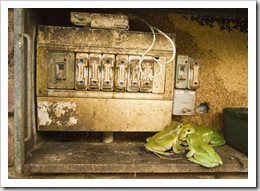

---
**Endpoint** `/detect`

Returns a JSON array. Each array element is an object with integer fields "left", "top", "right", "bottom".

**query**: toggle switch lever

[{"left": 55, "top": 62, "right": 66, "bottom": 80}]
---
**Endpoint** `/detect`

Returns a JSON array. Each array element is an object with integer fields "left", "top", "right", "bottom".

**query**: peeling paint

[
  {"left": 38, "top": 101, "right": 78, "bottom": 126},
  {"left": 66, "top": 117, "right": 78, "bottom": 126},
  {"left": 37, "top": 104, "right": 52, "bottom": 125}
]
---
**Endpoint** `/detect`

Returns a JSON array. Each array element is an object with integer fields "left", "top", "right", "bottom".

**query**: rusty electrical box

[
  {"left": 36, "top": 21, "right": 176, "bottom": 132},
  {"left": 10, "top": 9, "right": 249, "bottom": 179}
]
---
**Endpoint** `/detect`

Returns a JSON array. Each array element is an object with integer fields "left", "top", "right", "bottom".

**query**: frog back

[
  {"left": 194, "top": 126, "right": 226, "bottom": 146},
  {"left": 187, "top": 133, "right": 216, "bottom": 155},
  {"left": 187, "top": 133, "right": 223, "bottom": 165}
]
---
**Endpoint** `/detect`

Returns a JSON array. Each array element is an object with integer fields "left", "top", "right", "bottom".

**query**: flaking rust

[{"left": 38, "top": 101, "right": 78, "bottom": 127}]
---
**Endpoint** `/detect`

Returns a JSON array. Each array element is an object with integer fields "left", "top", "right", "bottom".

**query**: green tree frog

[
  {"left": 194, "top": 126, "right": 226, "bottom": 147},
  {"left": 145, "top": 121, "right": 185, "bottom": 155},
  {"left": 186, "top": 133, "right": 223, "bottom": 168},
  {"left": 179, "top": 124, "right": 226, "bottom": 147}
]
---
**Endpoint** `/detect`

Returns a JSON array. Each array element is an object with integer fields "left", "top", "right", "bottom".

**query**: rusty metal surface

[
  {"left": 37, "top": 26, "right": 175, "bottom": 52},
  {"left": 70, "top": 12, "right": 129, "bottom": 29},
  {"left": 24, "top": 142, "right": 248, "bottom": 174},
  {"left": 37, "top": 97, "right": 172, "bottom": 131},
  {"left": 14, "top": 8, "right": 25, "bottom": 173},
  {"left": 14, "top": 8, "right": 38, "bottom": 173}
]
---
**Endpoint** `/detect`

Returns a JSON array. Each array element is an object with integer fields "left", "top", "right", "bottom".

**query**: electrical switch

[
  {"left": 140, "top": 56, "right": 154, "bottom": 93},
  {"left": 101, "top": 54, "right": 115, "bottom": 91},
  {"left": 47, "top": 52, "right": 75, "bottom": 89},
  {"left": 75, "top": 53, "right": 88, "bottom": 90},
  {"left": 115, "top": 55, "right": 128, "bottom": 91},
  {"left": 178, "top": 65, "right": 187, "bottom": 80},
  {"left": 88, "top": 53, "right": 101, "bottom": 90},
  {"left": 188, "top": 59, "right": 200, "bottom": 90},
  {"left": 175, "top": 55, "right": 189, "bottom": 89},
  {"left": 175, "top": 55, "right": 200, "bottom": 90},
  {"left": 127, "top": 56, "right": 140, "bottom": 92}
]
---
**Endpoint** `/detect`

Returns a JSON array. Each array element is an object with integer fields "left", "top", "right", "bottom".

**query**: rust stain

[{"left": 38, "top": 101, "right": 78, "bottom": 126}]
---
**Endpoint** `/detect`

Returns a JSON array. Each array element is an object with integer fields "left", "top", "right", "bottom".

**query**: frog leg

[
  {"left": 154, "top": 152, "right": 182, "bottom": 160},
  {"left": 187, "top": 154, "right": 220, "bottom": 168},
  {"left": 180, "top": 141, "right": 190, "bottom": 150},
  {"left": 209, "top": 138, "right": 226, "bottom": 147},
  {"left": 214, "top": 152, "right": 223, "bottom": 165},
  {"left": 186, "top": 149, "right": 195, "bottom": 158},
  {"left": 145, "top": 144, "right": 173, "bottom": 155},
  {"left": 172, "top": 143, "right": 185, "bottom": 154},
  {"left": 151, "top": 150, "right": 174, "bottom": 156},
  {"left": 146, "top": 136, "right": 152, "bottom": 142}
]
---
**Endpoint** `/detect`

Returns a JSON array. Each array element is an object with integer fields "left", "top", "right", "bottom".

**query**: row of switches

[{"left": 74, "top": 53, "right": 154, "bottom": 92}]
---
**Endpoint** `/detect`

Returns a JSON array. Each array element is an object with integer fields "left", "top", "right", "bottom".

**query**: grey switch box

[{"left": 173, "top": 89, "right": 196, "bottom": 115}]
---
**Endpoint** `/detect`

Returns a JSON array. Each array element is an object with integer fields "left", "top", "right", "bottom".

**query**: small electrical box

[
  {"left": 173, "top": 55, "right": 200, "bottom": 115},
  {"left": 175, "top": 55, "right": 200, "bottom": 90}
]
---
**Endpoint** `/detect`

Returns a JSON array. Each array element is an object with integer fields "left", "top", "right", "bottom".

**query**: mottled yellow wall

[{"left": 136, "top": 12, "right": 248, "bottom": 133}]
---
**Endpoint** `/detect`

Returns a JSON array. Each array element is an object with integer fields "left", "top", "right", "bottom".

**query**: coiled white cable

[{"left": 131, "top": 16, "right": 176, "bottom": 79}]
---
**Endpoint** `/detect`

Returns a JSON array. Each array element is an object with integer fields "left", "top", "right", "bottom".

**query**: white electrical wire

[
  {"left": 132, "top": 16, "right": 176, "bottom": 79},
  {"left": 152, "top": 26, "right": 176, "bottom": 65}
]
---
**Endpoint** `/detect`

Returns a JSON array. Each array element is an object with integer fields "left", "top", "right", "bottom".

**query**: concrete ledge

[{"left": 23, "top": 141, "right": 247, "bottom": 177}]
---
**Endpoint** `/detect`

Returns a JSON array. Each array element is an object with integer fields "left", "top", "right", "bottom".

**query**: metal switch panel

[
  {"left": 37, "top": 26, "right": 176, "bottom": 131},
  {"left": 173, "top": 89, "right": 196, "bottom": 115},
  {"left": 47, "top": 52, "right": 75, "bottom": 89}
]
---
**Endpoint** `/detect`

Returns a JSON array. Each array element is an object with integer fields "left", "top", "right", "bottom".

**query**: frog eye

[{"left": 187, "top": 129, "right": 190, "bottom": 132}]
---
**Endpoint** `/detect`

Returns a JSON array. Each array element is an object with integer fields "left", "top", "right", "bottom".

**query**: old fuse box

[{"left": 36, "top": 18, "right": 176, "bottom": 132}]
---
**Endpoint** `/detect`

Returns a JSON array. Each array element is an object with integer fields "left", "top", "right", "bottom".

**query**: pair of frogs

[{"left": 145, "top": 121, "right": 226, "bottom": 168}]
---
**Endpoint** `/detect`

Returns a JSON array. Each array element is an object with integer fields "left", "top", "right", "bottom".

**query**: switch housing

[
  {"left": 47, "top": 52, "right": 75, "bottom": 89},
  {"left": 101, "top": 54, "right": 115, "bottom": 91},
  {"left": 127, "top": 55, "right": 140, "bottom": 92},
  {"left": 75, "top": 53, "right": 88, "bottom": 90},
  {"left": 140, "top": 56, "right": 154, "bottom": 93},
  {"left": 88, "top": 54, "right": 101, "bottom": 90},
  {"left": 175, "top": 55, "right": 200, "bottom": 90},
  {"left": 114, "top": 55, "right": 128, "bottom": 91}
]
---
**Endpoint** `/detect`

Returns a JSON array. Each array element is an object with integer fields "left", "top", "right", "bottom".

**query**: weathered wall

[
  {"left": 172, "top": 14, "right": 247, "bottom": 132},
  {"left": 134, "top": 12, "right": 248, "bottom": 133}
]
